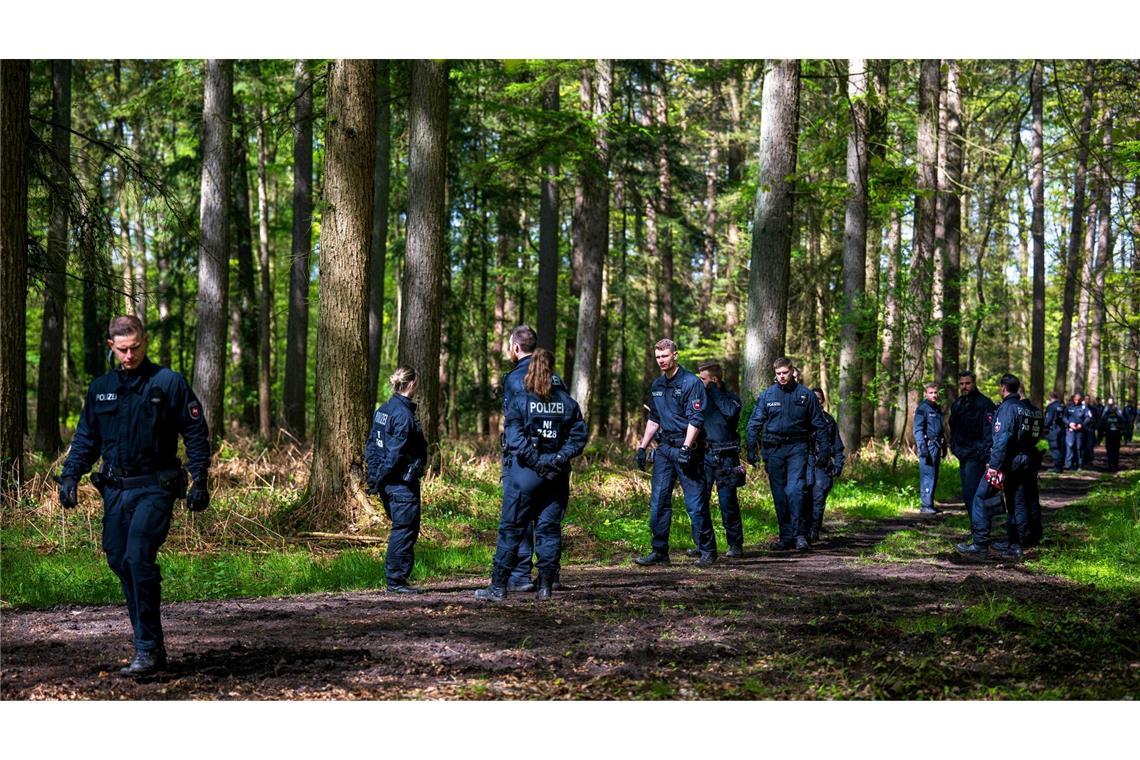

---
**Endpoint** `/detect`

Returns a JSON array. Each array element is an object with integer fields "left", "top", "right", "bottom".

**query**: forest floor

[{"left": 3, "top": 447, "right": 1138, "bottom": 700}]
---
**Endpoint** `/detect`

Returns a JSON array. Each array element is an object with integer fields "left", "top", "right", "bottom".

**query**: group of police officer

[
  {"left": 54, "top": 314, "right": 1131, "bottom": 676},
  {"left": 1044, "top": 392, "right": 1135, "bottom": 474}
]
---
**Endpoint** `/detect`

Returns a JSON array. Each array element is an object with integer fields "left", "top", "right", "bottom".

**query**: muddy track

[{"left": 3, "top": 447, "right": 1138, "bottom": 700}]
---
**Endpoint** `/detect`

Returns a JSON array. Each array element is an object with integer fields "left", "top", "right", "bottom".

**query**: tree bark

[
  {"left": 838, "top": 58, "right": 869, "bottom": 455},
  {"left": 1087, "top": 115, "right": 1112, "bottom": 399},
  {"left": 398, "top": 60, "right": 449, "bottom": 446},
  {"left": 284, "top": 60, "right": 314, "bottom": 440},
  {"left": 941, "top": 60, "right": 964, "bottom": 398},
  {"left": 367, "top": 60, "right": 391, "bottom": 413},
  {"left": 1071, "top": 201, "right": 1097, "bottom": 395},
  {"left": 1029, "top": 61, "right": 1047, "bottom": 406},
  {"left": 536, "top": 78, "right": 559, "bottom": 352},
  {"left": 256, "top": 93, "right": 273, "bottom": 438},
  {"left": 231, "top": 98, "right": 259, "bottom": 431},
  {"left": 743, "top": 60, "right": 800, "bottom": 401},
  {"left": 1054, "top": 60, "right": 1094, "bottom": 396},
  {"left": 569, "top": 59, "right": 613, "bottom": 423},
  {"left": 35, "top": 60, "right": 71, "bottom": 454},
  {"left": 652, "top": 61, "right": 674, "bottom": 340},
  {"left": 310, "top": 59, "right": 375, "bottom": 516},
  {"left": 1, "top": 60, "right": 31, "bottom": 491},
  {"left": 192, "top": 59, "right": 233, "bottom": 445},
  {"left": 862, "top": 60, "right": 889, "bottom": 438}
]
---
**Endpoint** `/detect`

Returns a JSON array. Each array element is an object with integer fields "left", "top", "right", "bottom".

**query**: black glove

[
  {"left": 677, "top": 445, "right": 692, "bottom": 467},
  {"left": 828, "top": 463, "right": 843, "bottom": 478},
  {"left": 187, "top": 479, "right": 210, "bottom": 512},
  {"left": 922, "top": 450, "right": 934, "bottom": 466},
  {"left": 56, "top": 475, "right": 78, "bottom": 509},
  {"left": 636, "top": 447, "right": 647, "bottom": 471},
  {"left": 536, "top": 453, "right": 568, "bottom": 480},
  {"left": 746, "top": 448, "right": 759, "bottom": 466},
  {"left": 517, "top": 446, "right": 539, "bottom": 469}
]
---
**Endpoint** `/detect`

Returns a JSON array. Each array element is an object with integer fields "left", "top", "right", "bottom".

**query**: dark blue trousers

[
  {"left": 1047, "top": 431, "right": 1065, "bottom": 472},
  {"left": 1082, "top": 430, "right": 1095, "bottom": 467},
  {"left": 959, "top": 458, "right": 986, "bottom": 511},
  {"left": 918, "top": 458, "right": 940, "bottom": 509},
  {"left": 501, "top": 467, "right": 536, "bottom": 585},
  {"left": 804, "top": 467, "right": 833, "bottom": 535},
  {"left": 704, "top": 451, "right": 744, "bottom": 549},
  {"left": 762, "top": 443, "right": 809, "bottom": 541},
  {"left": 1105, "top": 433, "right": 1121, "bottom": 471},
  {"left": 969, "top": 477, "right": 1003, "bottom": 546},
  {"left": 1064, "top": 429, "right": 1085, "bottom": 469},
  {"left": 380, "top": 482, "right": 421, "bottom": 586},
  {"left": 101, "top": 484, "right": 174, "bottom": 654},
  {"left": 1002, "top": 471, "right": 1034, "bottom": 548},
  {"left": 492, "top": 464, "right": 568, "bottom": 585},
  {"left": 649, "top": 444, "right": 715, "bottom": 556}
]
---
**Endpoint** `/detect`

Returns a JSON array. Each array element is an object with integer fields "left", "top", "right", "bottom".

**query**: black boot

[
  {"left": 120, "top": 647, "right": 167, "bottom": 676},
  {"left": 634, "top": 551, "right": 670, "bottom": 566},
  {"left": 474, "top": 584, "right": 507, "bottom": 601},
  {"left": 536, "top": 573, "right": 554, "bottom": 601}
]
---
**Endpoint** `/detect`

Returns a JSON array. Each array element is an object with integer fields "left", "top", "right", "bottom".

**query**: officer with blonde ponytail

[{"left": 365, "top": 367, "right": 429, "bottom": 593}]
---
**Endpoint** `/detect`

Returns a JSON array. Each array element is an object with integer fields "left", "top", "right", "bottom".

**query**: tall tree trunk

[
  {"left": 231, "top": 98, "right": 259, "bottom": 430},
  {"left": 701, "top": 119, "right": 718, "bottom": 333},
  {"left": 1087, "top": 117, "right": 1112, "bottom": 399},
  {"left": 1029, "top": 61, "right": 1047, "bottom": 406},
  {"left": 398, "top": 60, "right": 449, "bottom": 447},
  {"left": 838, "top": 58, "right": 868, "bottom": 455},
  {"left": 1071, "top": 201, "right": 1098, "bottom": 395},
  {"left": 900, "top": 59, "right": 940, "bottom": 446},
  {"left": 192, "top": 59, "right": 233, "bottom": 445},
  {"left": 1, "top": 60, "right": 31, "bottom": 491},
  {"left": 569, "top": 59, "right": 613, "bottom": 423},
  {"left": 722, "top": 67, "right": 749, "bottom": 390},
  {"left": 652, "top": 60, "right": 674, "bottom": 340},
  {"left": 256, "top": 93, "right": 273, "bottom": 438},
  {"left": 743, "top": 60, "right": 800, "bottom": 400},
  {"left": 536, "top": 78, "right": 560, "bottom": 352},
  {"left": 310, "top": 60, "right": 374, "bottom": 517},
  {"left": 941, "top": 60, "right": 963, "bottom": 398},
  {"left": 932, "top": 92, "right": 948, "bottom": 383},
  {"left": 35, "top": 59, "right": 71, "bottom": 454},
  {"left": 1131, "top": 178, "right": 1140, "bottom": 406},
  {"left": 1054, "top": 60, "right": 1095, "bottom": 396},
  {"left": 113, "top": 61, "right": 136, "bottom": 318},
  {"left": 367, "top": 60, "right": 391, "bottom": 413},
  {"left": 284, "top": 60, "right": 313, "bottom": 440}
]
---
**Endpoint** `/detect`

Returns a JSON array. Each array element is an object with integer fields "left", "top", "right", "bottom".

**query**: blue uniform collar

[{"left": 392, "top": 393, "right": 417, "bottom": 413}]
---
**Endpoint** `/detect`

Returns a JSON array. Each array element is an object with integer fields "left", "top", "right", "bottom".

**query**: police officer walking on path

[
  {"left": 1044, "top": 391, "right": 1066, "bottom": 473},
  {"left": 693, "top": 361, "right": 745, "bottom": 558},
  {"left": 949, "top": 370, "right": 995, "bottom": 513},
  {"left": 913, "top": 382, "right": 947, "bottom": 515},
  {"left": 745, "top": 357, "right": 831, "bottom": 552},
  {"left": 1063, "top": 393, "right": 1092, "bottom": 471},
  {"left": 804, "top": 388, "right": 845, "bottom": 543},
  {"left": 956, "top": 374, "right": 1039, "bottom": 560},
  {"left": 365, "top": 366, "right": 429, "bottom": 594},
  {"left": 1122, "top": 400, "right": 1136, "bottom": 443},
  {"left": 56, "top": 316, "right": 211, "bottom": 676},
  {"left": 476, "top": 349, "right": 588, "bottom": 600},
  {"left": 1100, "top": 398, "right": 1125, "bottom": 471},
  {"left": 633, "top": 339, "right": 717, "bottom": 567}
]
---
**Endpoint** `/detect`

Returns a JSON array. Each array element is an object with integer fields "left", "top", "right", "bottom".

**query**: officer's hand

[
  {"left": 187, "top": 480, "right": 210, "bottom": 512},
  {"left": 746, "top": 449, "right": 759, "bottom": 466},
  {"left": 518, "top": 446, "right": 539, "bottom": 469},
  {"left": 636, "top": 447, "right": 647, "bottom": 471},
  {"left": 677, "top": 445, "right": 692, "bottom": 467},
  {"left": 922, "top": 451, "right": 934, "bottom": 466},
  {"left": 829, "top": 464, "right": 843, "bottom": 479},
  {"left": 55, "top": 475, "right": 78, "bottom": 509}
]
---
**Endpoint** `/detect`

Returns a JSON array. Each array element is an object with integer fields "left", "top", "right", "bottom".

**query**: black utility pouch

[
  {"left": 90, "top": 471, "right": 107, "bottom": 494},
  {"left": 158, "top": 468, "right": 188, "bottom": 499}
]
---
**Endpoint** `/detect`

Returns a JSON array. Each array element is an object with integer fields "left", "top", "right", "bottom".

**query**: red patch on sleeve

[
  {"left": 190, "top": 403, "right": 201, "bottom": 419},
  {"left": 692, "top": 401, "right": 702, "bottom": 411}
]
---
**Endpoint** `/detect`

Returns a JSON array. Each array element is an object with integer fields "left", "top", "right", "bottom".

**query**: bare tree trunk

[
  {"left": 1088, "top": 121, "right": 1113, "bottom": 398},
  {"left": 722, "top": 66, "right": 750, "bottom": 390},
  {"left": 192, "top": 59, "right": 233, "bottom": 444},
  {"left": 1054, "top": 60, "right": 1095, "bottom": 396},
  {"left": 113, "top": 61, "right": 136, "bottom": 318},
  {"left": 1029, "top": 61, "right": 1047, "bottom": 406},
  {"left": 838, "top": 58, "right": 868, "bottom": 454},
  {"left": 536, "top": 78, "right": 559, "bottom": 352},
  {"left": 701, "top": 119, "right": 718, "bottom": 333},
  {"left": 256, "top": 93, "right": 273, "bottom": 438},
  {"left": 1131, "top": 178, "right": 1140, "bottom": 405},
  {"left": 569, "top": 59, "right": 613, "bottom": 423},
  {"left": 367, "top": 61, "right": 391, "bottom": 413},
  {"left": 1071, "top": 201, "right": 1098, "bottom": 395},
  {"left": 862, "top": 60, "right": 889, "bottom": 437},
  {"left": 932, "top": 94, "right": 948, "bottom": 382},
  {"left": 35, "top": 59, "right": 71, "bottom": 454},
  {"left": 652, "top": 60, "right": 674, "bottom": 340},
  {"left": 1, "top": 60, "right": 31, "bottom": 491},
  {"left": 231, "top": 98, "right": 259, "bottom": 431},
  {"left": 398, "top": 59, "right": 449, "bottom": 447},
  {"left": 743, "top": 60, "right": 800, "bottom": 400},
  {"left": 284, "top": 60, "right": 313, "bottom": 440},
  {"left": 941, "top": 60, "right": 964, "bottom": 397},
  {"left": 310, "top": 59, "right": 374, "bottom": 517}
]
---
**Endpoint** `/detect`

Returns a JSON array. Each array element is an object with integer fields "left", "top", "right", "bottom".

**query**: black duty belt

[
  {"left": 708, "top": 443, "right": 740, "bottom": 455},
  {"left": 94, "top": 471, "right": 161, "bottom": 489},
  {"left": 761, "top": 434, "right": 810, "bottom": 447},
  {"left": 656, "top": 433, "right": 687, "bottom": 448}
]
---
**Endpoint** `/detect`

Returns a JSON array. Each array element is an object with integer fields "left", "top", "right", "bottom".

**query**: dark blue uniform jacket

[
  {"left": 745, "top": 381, "right": 830, "bottom": 461},
  {"left": 1063, "top": 403, "right": 1093, "bottom": 429},
  {"left": 950, "top": 389, "right": 996, "bottom": 462},
  {"left": 702, "top": 383, "right": 741, "bottom": 451},
  {"left": 648, "top": 367, "right": 707, "bottom": 444},
  {"left": 503, "top": 355, "right": 567, "bottom": 415},
  {"left": 1044, "top": 400, "right": 1065, "bottom": 436},
  {"left": 818, "top": 410, "right": 845, "bottom": 473},
  {"left": 505, "top": 385, "right": 588, "bottom": 469},
  {"left": 988, "top": 395, "right": 1040, "bottom": 471},
  {"left": 62, "top": 359, "right": 210, "bottom": 482},
  {"left": 365, "top": 394, "right": 428, "bottom": 487},
  {"left": 913, "top": 399, "right": 946, "bottom": 458}
]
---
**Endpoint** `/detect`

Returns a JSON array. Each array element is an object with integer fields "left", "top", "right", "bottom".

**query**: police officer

[
  {"left": 1100, "top": 398, "right": 1125, "bottom": 471},
  {"left": 633, "top": 339, "right": 717, "bottom": 567},
  {"left": 912, "top": 382, "right": 947, "bottom": 515},
  {"left": 365, "top": 366, "right": 429, "bottom": 594},
  {"left": 499, "top": 325, "right": 569, "bottom": 592},
  {"left": 745, "top": 357, "right": 831, "bottom": 552},
  {"left": 1063, "top": 393, "right": 1092, "bottom": 470},
  {"left": 56, "top": 316, "right": 210, "bottom": 675},
  {"left": 476, "top": 350, "right": 588, "bottom": 600},
  {"left": 956, "top": 374, "right": 1039, "bottom": 559},
  {"left": 692, "top": 361, "right": 745, "bottom": 558},
  {"left": 804, "top": 388, "right": 844, "bottom": 543},
  {"left": 1084, "top": 396, "right": 1100, "bottom": 466},
  {"left": 949, "top": 370, "right": 995, "bottom": 513},
  {"left": 1123, "top": 400, "right": 1136, "bottom": 443},
  {"left": 1044, "top": 391, "right": 1066, "bottom": 473}
]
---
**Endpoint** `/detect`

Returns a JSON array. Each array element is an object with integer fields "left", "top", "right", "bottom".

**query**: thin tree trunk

[
  {"left": 310, "top": 59, "right": 374, "bottom": 517},
  {"left": 256, "top": 93, "right": 273, "bottom": 438},
  {"left": 192, "top": 59, "right": 233, "bottom": 444},
  {"left": 284, "top": 60, "right": 313, "bottom": 440},
  {"left": 722, "top": 68, "right": 747, "bottom": 391},
  {"left": 838, "top": 58, "right": 868, "bottom": 455},
  {"left": 1087, "top": 118, "right": 1112, "bottom": 399},
  {"left": 941, "top": 60, "right": 964, "bottom": 398},
  {"left": 536, "top": 78, "right": 559, "bottom": 352},
  {"left": 367, "top": 60, "right": 391, "bottom": 412},
  {"left": 1071, "top": 201, "right": 1098, "bottom": 395},
  {"left": 743, "top": 60, "right": 800, "bottom": 400},
  {"left": 231, "top": 98, "right": 259, "bottom": 430},
  {"left": 398, "top": 59, "right": 449, "bottom": 447},
  {"left": 1029, "top": 61, "right": 1047, "bottom": 406},
  {"left": 701, "top": 121, "right": 718, "bottom": 333},
  {"left": 652, "top": 60, "right": 674, "bottom": 340},
  {"left": 35, "top": 59, "right": 71, "bottom": 454},
  {"left": 1, "top": 60, "right": 31, "bottom": 491},
  {"left": 1054, "top": 60, "right": 1095, "bottom": 396}
]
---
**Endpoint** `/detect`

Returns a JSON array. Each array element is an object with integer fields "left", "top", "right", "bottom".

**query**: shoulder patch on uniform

[
  {"left": 994, "top": 420, "right": 1001, "bottom": 432},
  {"left": 189, "top": 401, "right": 201, "bottom": 420},
  {"left": 692, "top": 400, "right": 702, "bottom": 411}
]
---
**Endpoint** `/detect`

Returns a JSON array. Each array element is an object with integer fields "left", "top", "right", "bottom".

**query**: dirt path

[{"left": 4, "top": 447, "right": 1138, "bottom": 700}]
